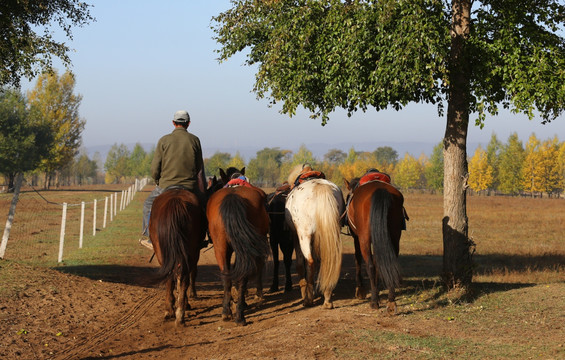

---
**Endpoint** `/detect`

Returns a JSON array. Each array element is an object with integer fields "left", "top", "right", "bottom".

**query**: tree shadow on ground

[
  {"left": 340, "top": 252, "right": 564, "bottom": 307},
  {"left": 54, "top": 263, "right": 224, "bottom": 289}
]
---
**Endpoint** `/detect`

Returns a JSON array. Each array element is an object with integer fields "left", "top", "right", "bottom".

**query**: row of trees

[
  {"left": 469, "top": 134, "right": 565, "bottom": 197},
  {"left": 0, "top": 71, "right": 85, "bottom": 190},
  {"left": 201, "top": 133, "right": 565, "bottom": 198}
]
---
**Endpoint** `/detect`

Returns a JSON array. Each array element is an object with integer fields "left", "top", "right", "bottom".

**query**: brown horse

[
  {"left": 206, "top": 180, "right": 271, "bottom": 325},
  {"left": 149, "top": 188, "right": 206, "bottom": 326},
  {"left": 266, "top": 183, "right": 294, "bottom": 293},
  {"left": 344, "top": 178, "right": 406, "bottom": 314}
]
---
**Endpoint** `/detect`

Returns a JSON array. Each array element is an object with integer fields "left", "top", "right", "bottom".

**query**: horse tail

[
  {"left": 155, "top": 196, "right": 193, "bottom": 283},
  {"left": 220, "top": 193, "right": 270, "bottom": 282},
  {"left": 313, "top": 184, "right": 343, "bottom": 294},
  {"left": 370, "top": 188, "right": 401, "bottom": 289}
]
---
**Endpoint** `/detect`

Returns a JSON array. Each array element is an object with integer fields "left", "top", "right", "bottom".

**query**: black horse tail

[
  {"left": 155, "top": 196, "right": 193, "bottom": 283},
  {"left": 370, "top": 188, "right": 401, "bottom": 290},
  {"left": 220, "top": 193, "right": 270, "bottom": 282}
]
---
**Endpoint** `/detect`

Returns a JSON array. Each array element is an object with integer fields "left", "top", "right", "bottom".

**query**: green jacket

[{"left": 151, "top": 127, "right": 205, "bottom": 192}]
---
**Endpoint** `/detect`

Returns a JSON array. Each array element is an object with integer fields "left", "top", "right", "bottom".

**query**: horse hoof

[
  {"left": 175, "top": 318, "right": 185, "bottom": 327},
  {"left": 284, "top": 284, "right": 293, "bottom": 293},
  {"left": 355, "top": 287, "right": 367, "bottom": 300},
  {"left": 323, "top": 302, "right": 334, "bottom": 309},
  {"left": 370, "top": 301, "right": 379, "bottom": 310},
  {"left": 268, "top": 286, "right": 278, "bottom": 293},
  {"left": 387, "top": 302, "right": 397, "bottom": 315},
  {"left": 164, "top": 311, "right": 174, "bottom": 320},
  {"left": 302, "top": 299, "right": 314, "bottom": 307},
  {"left": 235, "top": 319, "right": 247, "bottom": 326},
  {"left": 222, "top": 313, "right": 233, "bottom": 322}
]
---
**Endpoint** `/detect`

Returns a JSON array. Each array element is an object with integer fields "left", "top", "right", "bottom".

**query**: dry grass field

[{"left": 0, "top": 186, "right": 563, "bottom": 359}]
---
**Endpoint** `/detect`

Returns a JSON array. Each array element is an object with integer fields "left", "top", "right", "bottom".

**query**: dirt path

[
  {"left": 2, "top": 244, "right": 405, "bottom": 360},
  {"left": 2, "top": 242, "right": 564, "bottom": 359}
]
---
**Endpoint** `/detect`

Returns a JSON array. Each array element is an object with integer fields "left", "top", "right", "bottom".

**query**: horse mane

[{"left": 287, "top": 164, "right": 303, "bottom": 185}]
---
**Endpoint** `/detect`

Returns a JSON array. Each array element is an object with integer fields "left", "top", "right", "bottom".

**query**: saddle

[
  {"left": 275, "top": 182, "right": 291, "bottom": 194},
  {"left": 294, "top": 170, "right": 326, "bottom": 188},
  {"left": 359, "top": 171, "right": 391, "bottom": 186}
]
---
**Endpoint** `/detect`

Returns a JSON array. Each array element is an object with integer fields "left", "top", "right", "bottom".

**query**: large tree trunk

[{"left": 442, "top": 0, "right": 474, "bottom": 291}]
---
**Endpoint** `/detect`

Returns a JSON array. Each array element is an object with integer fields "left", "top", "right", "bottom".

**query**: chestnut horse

[
  {"left": 285, "top": 166, "right": 345, "bottom": 308},
  {"left": 266, "top": 183, "right": 294, "bottom": 293},
  {"left": 148, "top": 188, "right": 206, "bottom": 326},
  {"left": 344, "top": 177, "right": 406, "bottom": 314},
  {"left": 206, "top": 179, "right": 270, "bottom": 325}
]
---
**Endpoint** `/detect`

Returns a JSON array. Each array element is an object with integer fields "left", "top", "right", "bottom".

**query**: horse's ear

[
  {"left": 344, "top": 179, "right": 351, "bottom": 190},
  {"left": 240, "top": 167, "right": 246, "bottom": 175}
]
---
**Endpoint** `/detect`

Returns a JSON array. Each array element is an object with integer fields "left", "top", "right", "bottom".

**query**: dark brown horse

[
  {"left": 266, "top": 183, "right": 294, "bottom": 293},
  {"left": 206, "top": 180, "right": 271, "bottom": 325},
  {"left": 344, "top": 178, "right": 406, "bottom": 314},
  {"left": 149, "top": 188, "right": 206, "bottom": 326}
]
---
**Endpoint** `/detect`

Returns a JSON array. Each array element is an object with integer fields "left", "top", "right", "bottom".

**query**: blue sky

[{"left": 22, "top": 1, "right": 564, "bottom": 159}]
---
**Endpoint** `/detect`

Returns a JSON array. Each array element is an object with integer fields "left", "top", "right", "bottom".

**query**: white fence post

[
  {"left": 110, "top": 193, "right": 114, "bottom": 221},
  {"left": 58, "top": 203, "right": 68, "bottom": 263},
  {"left": 0, "top": 173, "right": 23, "bottom": 259},
  {"left": 92, "top": 199, "right": 97, "bottom": 236},
  {"left": 79, "top": 201, "right": 85, "bottom": 248},
  {"left": 103, "top": 196, "right": 108, "bottom": 228},
  {"left": 114, "top": 192, "right": 117, "bottom": 216}
]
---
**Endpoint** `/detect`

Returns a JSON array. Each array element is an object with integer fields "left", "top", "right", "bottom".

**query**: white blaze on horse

[{"left": 284, "top": 165, "right": 345, "bottom": 309}]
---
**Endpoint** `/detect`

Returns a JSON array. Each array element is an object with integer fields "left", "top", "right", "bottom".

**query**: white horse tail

[{"left": 312, "top": 183, "right": 343, "bottom": 295}]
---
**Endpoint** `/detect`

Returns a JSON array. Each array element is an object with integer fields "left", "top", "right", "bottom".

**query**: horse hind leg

[
  {"left": 221, "top": 273, "right": 233, "bottom": 322},
  {"left": 322, "top": 288, "right": 334, "bottom": 309},
  {"left": 283, "top": 250, "right": 293, "bottom": 293},
  {"left": 268, "top": 236, "right": 280, "bottom": 293},
  {"left": 353, "top": 236, "right": 367, "bottom": 300},
  {"left": 366, "top": 257, "right": 380, "bottom": 309},
  {"left": 386, "top": 287, "right": 397, "bottom": 315},
  {"left": 302, "top": 259, "right": 316, "bottom": 307},
  {"left": 164, "top": 278, "right": 175, "bottom": 320},
  {"left": 175, "top": 275, "right": 188, "bottom": 326},
  {"left": 235, "top": 277, "right": 249, "bottom": 326},
  {"left": 255, "top": 259, "right": 265, "bottom": 303},
  {"left": 188, "top": 265, "right": 197, "bottom": 299}
]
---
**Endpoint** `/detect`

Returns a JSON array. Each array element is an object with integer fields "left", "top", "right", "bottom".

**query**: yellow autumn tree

[
  {"left": 558, "top": 141, "right": 565, "bottom": 192},
  {"left": 394, "top": 153, "right": 424, "bottom": 189},
  {"left": 27, "top": 70, "right": 85, "bottom": 188},
  {"left": 228, "top": 151, "right": 246, "bottom": 170},
  {"left": 536, "top": 137, "right": 561, "bottom": 197},
  {"left": 468, "top": 146, "right": 494, "bottom": 194},
  {"left": 521, "top": 134, "right": 543, "bottom": 196}
]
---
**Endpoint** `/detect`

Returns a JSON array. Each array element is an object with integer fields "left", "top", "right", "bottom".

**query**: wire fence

[{"left": 0, "top": 178, "right": 149, "bottom": 264}]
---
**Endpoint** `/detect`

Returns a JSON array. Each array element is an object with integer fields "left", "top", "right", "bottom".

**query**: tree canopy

[
  {"left": 27, "top": 71, "right": 85, "bottom": 187},
  {"left": 213, "top": 0, "right": 565, "bottom": 124},
  {"left": 0, "top": 87, "right": 54, "bottom": 190},
  {"left": 0, "top": 0, "right": 94, "bottom": 87}
]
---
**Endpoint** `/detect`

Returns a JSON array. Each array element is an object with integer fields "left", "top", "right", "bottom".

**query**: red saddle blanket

[
  {"left": 225, "top": 178, "right": 253, "bottom": 188},
  {"left": 295, "top": 170, "right": 326, "bottom": 187},
  {"left": 359, "top": 172, "right": 391, "bottom": 186}
]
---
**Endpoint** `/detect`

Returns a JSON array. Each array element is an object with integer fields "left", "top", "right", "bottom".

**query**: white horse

[{"left": 285, "top": 167, "right": 345, "bottom": 309}]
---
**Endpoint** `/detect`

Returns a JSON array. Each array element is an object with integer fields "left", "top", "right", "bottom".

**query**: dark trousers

[
  {"left": 142, "top": 186, "right": 206, "bottom": 236},
  {"left": 142, "top": 186, "right": 164, "bottom": 236}
]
